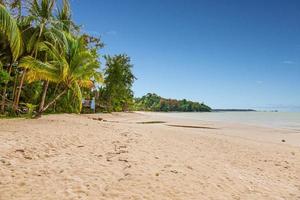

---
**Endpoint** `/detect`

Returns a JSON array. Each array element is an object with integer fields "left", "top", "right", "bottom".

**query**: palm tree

[
  {"left": 12, "top": 0, "right": 56, "bottom": 112},
  {"left": 19, "top": 32, "right": 102, "bottom": 116},
  {"left": 0, "top": 4, "right": 23, "bottom": 113},
  {"left": 0, "top": 4, "right": 22, "bottom": 61},
  {"left": 1, "top": 0, "right": 103, "bottom": 116},
  {"left": 36, "top": 0, "right": 77, "bottom": 113}
]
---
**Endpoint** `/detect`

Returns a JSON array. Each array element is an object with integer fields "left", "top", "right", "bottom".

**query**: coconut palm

[
  {"left": 12, "top": 0, "right": 57, "bottom": 112},
  {"left": 19, "top": 32, "right": 102, "bottom": 116},
  {"left": 35, "top": 0, "right": 78, "bottom": 113},
  {"left": 0, "top": 4, "right": 22, "bottom": 61},
  {"left": 0, "top": 4, "right": 23, "bottom": 113},
  {"left": 55, "top": 0, "right": 78, "bottom": 33},
  {"left": 1, "top": 0, "right": 105, "bottom": 117}
]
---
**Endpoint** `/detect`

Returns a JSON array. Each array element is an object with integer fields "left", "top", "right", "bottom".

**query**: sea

[{"left": 154, "top": 111, "right": 300, "bottom": 131}]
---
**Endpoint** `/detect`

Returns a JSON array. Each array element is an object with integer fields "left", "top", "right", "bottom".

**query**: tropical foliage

[
  {"left": 98, "top": 54, "right": 136, "bottom": 112},
  {"left": 0, "top": 0, "right": 125, "bottom": 117},
  {"left": 135, "top": 93, "right": 211, "bottom": 112}
]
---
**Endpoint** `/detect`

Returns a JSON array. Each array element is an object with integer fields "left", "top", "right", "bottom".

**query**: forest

[{"left": 134, "top": 93, "right": 211, "bottom": 112}]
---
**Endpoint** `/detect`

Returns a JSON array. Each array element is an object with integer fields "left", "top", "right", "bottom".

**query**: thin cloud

[
  {"left": 282, "top": 60, "right": 295, "bottom": 65},
  {"left": 81, "top": 29, "right": 102, "bottom": 37},
  {"left": 81, "top": 30, "right": 117, "bottom": 37},
  {"left": 105, "top": 30, "right": 117, "bottom": 36}
]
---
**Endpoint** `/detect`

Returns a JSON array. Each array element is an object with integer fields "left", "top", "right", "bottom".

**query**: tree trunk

[
  {"left": 11, "top": 73, "right": 18, "bottom": 103},
  {"left": 38, "top": 80, "right": 49, "bottom": 113},
  {"left": 13, "top": 69, "right": 26, "bottom": 112},
  {"left": 34, "top": 88, "right": 67, "bottom": 118},
  {"left": 1, "top": 64, "right": 13, "bottom": 114}
]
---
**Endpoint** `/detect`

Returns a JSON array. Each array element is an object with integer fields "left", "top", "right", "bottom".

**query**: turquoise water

[{"left": 157, "top": 112, "right": 300, "bottom": 130}]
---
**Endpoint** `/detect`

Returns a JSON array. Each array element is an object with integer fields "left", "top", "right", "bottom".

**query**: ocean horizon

[{"left": 150, "top": 111, "right": 300, "bottom": 131}]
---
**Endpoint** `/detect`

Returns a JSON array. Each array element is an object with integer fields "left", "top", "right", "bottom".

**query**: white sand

[{"left": 0, "top": 112, "right": 299, "bottom": 199}]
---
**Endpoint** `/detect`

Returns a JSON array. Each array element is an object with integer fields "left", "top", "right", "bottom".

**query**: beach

[{"left": 0, "top": 112, "right": 299, "bottom": 200}]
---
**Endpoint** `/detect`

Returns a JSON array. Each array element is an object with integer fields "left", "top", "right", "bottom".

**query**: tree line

[
  {"left": 134, "top": 93, "right": 211, "bottom": 112},
  {"left": 0, "top": 0, "right": 135, "bottom": 117}
]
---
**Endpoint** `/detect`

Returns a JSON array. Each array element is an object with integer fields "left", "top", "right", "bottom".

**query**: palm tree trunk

[
  {"left": 38, "top": 80, "right": 49, "bottom": 113},
  {"left": 1, "top": 64, "right": 13, "bottom": 113},
  {"left": 35, "top": 88, "right": 67, "bottom": 118},
  {"left": 13, "top": 69, "right": 26, "bottom": 111},
  {"left": 11, "top": 73, "right": 18, "bottom": 102}
]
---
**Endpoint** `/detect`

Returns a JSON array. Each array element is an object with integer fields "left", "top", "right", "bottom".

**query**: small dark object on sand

[
  {"left": 15, "top": 149, "right": 25, "bottom": 153},
  {"left": 137, "top": 121, "right": 166, "bottom": 124},
  {"left": 281, "top": 139, "right": 286, "bottom": 143},
  {"left": 92, "top": 117, "right": 103, "bottom": 121},
  {"left": 167, "top": 124, "right": 217, "bottom": 129}
]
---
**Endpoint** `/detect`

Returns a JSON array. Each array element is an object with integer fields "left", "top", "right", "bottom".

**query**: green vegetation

[
  {"left": 97, "top": 55, "right": 136, "bottom": 112},
  {"left": 0, "top": 0, "right": 135, "bottom": 117},
  {"left": 135, "top": 93, "right": 211, "bottom": 112}
]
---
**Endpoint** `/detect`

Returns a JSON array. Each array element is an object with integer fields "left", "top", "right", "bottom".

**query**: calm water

[{"left": 157, "top": 112, "right": 300, "bottom": 130}]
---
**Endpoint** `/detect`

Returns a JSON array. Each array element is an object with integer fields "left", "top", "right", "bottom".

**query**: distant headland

[{"left": 212, "top": 109, "right": 256, "bottom": 112}]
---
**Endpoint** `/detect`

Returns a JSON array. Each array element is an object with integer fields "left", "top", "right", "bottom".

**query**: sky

[{"left": 71, "top": 0, "right": 300, "bottom": 110}]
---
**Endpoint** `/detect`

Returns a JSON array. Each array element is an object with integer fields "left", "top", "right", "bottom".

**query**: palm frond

[
  {"left": 0, "top": 4, "right": 22, "bottom": 60},
  {"left": 19, "top": 55, "right": 59, "bottom": 82}
]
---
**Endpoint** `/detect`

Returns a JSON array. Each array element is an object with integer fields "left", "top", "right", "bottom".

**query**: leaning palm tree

[
  {"left": 19, "top": 32, "right": 102, "bottom": 117},
  {"left": 35, "top": 0, "right": 77, "bottom": 113}
]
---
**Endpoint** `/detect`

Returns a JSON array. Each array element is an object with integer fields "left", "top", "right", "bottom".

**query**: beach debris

[
  {"left": 15, "top": 149, "right": 25, "bottom": 153},
  {"left": 118, "top": 158, "right": 129, "bottom": 163},
  {"left": 155, "top": 173, "right": 160, "bottom": 176},
  {"left": 77, "top": 145, "right": 84, "bottom": 148},
  {"left": 186, "top": 165, "right": 193, "bottom": 170},
  {"left": 170, "top": 170, "right": 178, "bottom": 174},
  {"left": 91, "top": 117, "right": 104, "bottom": 121},
  {"left": 281, "top": 139, "right": 286, "bottom": 143}
]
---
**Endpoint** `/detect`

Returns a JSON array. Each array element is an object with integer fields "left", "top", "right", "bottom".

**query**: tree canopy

[
  {"left": 135, "top": 93, "right": 211, "bottom": 112},
  {"left": 98, "top": 54, "right": 136, "bottom": 112}
]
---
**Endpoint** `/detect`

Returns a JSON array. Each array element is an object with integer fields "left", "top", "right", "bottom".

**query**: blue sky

[{"left": 71, "top": 0, "right": 300, "bottom": 110}]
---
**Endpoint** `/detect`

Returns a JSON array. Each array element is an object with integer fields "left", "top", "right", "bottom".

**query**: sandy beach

[{"left": 0, "top": 112, "right": 299, "bottom": 200}]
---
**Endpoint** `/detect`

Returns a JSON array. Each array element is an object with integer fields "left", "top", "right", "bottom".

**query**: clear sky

[{"left": 71, "top": 0, "right": 300, "bottom": 110}]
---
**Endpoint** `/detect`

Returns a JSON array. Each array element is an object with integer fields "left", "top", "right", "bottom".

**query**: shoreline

[{"left": 0, "top": 112, "right": 300, "bottom": 199}]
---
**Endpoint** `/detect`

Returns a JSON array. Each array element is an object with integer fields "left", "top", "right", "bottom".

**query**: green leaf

[{"left": 0, "top": 4, "right": 22, "bottom": 61}]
